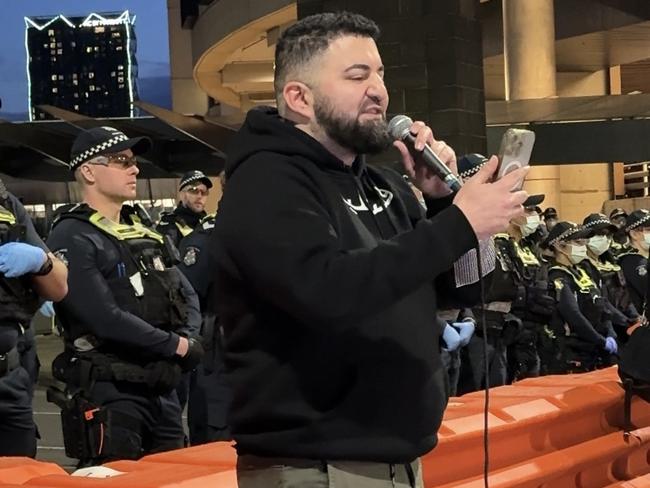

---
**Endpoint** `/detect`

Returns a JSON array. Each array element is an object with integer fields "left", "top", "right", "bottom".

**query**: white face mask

[
  {"left": 587, "top": 235, "right": 611, "bottom": 256},
  {"left": 519, "top": 215, "right": 541, "bottom": 237},
  {"left": 568, "top": 244, "right": 588, "bottom": 264}
]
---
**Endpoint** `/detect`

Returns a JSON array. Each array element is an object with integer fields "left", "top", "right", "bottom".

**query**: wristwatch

[{"left": 33, "top": 255, "right": 54, "bottom": 276}]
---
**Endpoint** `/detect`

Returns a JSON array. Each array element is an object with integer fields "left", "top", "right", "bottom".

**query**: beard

[{"left": 313, "top": 94, "right": 392, "bottom": 155}]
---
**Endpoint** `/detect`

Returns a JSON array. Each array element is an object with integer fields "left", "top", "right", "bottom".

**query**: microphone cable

[{"left": 475, "top": 241, "right": 491, "bottom": 488}]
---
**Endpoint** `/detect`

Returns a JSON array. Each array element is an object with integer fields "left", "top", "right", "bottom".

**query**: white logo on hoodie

[{"left": 343, "top": 188, "right": 393, "bottom": 215}]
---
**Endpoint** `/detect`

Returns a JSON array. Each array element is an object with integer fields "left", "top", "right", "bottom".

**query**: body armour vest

[
  {"left": 0, "top": 203, "right": 39, "bottom": 326},
  {"left": 551, "top": 264, "right": 608, "bottom": 337},
  {"left": 54, "top": 205, "right": 188, "bottom": 334}
]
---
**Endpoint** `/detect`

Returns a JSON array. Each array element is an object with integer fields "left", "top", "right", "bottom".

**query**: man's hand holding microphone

[{"left": 390, "top": 115, "right": 529, "bottom": 239}]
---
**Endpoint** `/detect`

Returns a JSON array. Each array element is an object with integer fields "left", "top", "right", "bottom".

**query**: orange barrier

[
  {"left": 6, "top": 366, "right": 650, "bottom": 488},
  {"left": 23, "top": 465, "right": 237, "bottom": 488},
  {"left": 423, "top": 367, "right": 650, "bottom": 487},
  {"left": 0, "top": 458, "right": 66, "bottom": 484}
]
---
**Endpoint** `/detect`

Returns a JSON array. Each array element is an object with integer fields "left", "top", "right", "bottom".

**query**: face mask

[
  {"left": 519, "top": 215, "right": 541, "bottom": 237},
  {"left": 587, "top": 235, "right": 611, "bottom": 256},
  {"left": 568, "top": 244, "right": 588, "bottom": 264}
]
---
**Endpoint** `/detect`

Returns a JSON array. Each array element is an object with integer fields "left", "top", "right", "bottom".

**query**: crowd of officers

[
  {"left": 0, "top": 127, "right": 230, "bottom": 465},
  {"left": 439, "top": 155, "right": 650, "bottom": 396},
  {"left": 0, "top": 127, "right": 649, "bottom": 466}
]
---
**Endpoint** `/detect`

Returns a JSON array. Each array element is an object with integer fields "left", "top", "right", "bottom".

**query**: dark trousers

[
  {"left": 440, "top": 348, "right": 461, "bottom": 397},
  {"left": 0, "top": 366, "right": 37, "bottom": 456},
  {"left": 187, "top": 362, "right": 231, "bottom": 444},
  {"left": 77, "top": 380, "right": 185, "bottom": 465},
  {"left": 466, "top": 333, "right": 508, "bottom": 391}
]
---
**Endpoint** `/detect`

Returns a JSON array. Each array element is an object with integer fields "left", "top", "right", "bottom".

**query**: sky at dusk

[{"left": 0, "top": 0, "right": 170, "bottom": 119}]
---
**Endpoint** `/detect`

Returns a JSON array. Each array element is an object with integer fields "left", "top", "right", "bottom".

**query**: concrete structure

[{"left": 168, "top": 0, "right": 650, "bottom": 220}]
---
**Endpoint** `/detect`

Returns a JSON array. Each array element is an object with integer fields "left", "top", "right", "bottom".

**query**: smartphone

[{"left": 496, "top": 128, "right": 535, "bottom": 190}]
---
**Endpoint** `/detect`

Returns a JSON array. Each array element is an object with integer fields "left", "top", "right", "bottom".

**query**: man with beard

[
  {"left": 157, "top": 171, "right": 212, "bottom": 247},
  {"left": 214, "top": 12, "right": 529, "bottom": 488}
]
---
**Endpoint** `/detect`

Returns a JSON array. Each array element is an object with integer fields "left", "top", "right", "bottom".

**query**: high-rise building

[{"left": 25, "top": 11, "right": 138, "bottom": 121}]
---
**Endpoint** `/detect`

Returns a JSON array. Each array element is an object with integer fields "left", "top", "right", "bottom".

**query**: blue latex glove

[
  {"left": 604, "top": 336, "right": 618, "bottom": 355},
  {"left": 40, "top": 301, "right": 55, "bottom": 318},
  {"left": 0, "top": 242, "right": 46, "bottom": 278},
  {"left": 453, "top": 321, "right": 475, "bottom": 347},
  {"left": 442, "top": 324, "right": 461, "bottom": 352}
]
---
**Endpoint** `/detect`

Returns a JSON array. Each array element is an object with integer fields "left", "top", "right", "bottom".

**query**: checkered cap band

[
  {"left": 459, "top": 162, "right": 486, "bottom": 180},
  {"left": 584, "top": 218, "right": 611, "bottom": 229},
  {"left": 626, "top": 212, "right": 650, "bottom": 232},
  {"left": 181, "top": 174, "right": 208, "bottom": 188},
  {"left": 71, "top": 133, "right": 129, "bottom": 168},
  {"left": 548, "top": 225, "right": 583, "bottom": 247}
]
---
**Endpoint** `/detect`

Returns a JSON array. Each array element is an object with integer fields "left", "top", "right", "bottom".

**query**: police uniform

[
  {"left": 507, "top": 231, "right": 554, "bottom": 381},
  {"left": 618, "top": 210, "right": 650, "bottom": 317},
  {"left": 437, "top": 308, "right": 474, "bottom": 396},
  {"left": 0, "top": 191, "right": 51, "bottom": 456},
  {"left": 543, "top": 222, "right": 615, "bottom": 374},
  {"left": 453, "top": 155, "right": 518, "bottom": 390},
  {"left": 46, "top": 127, "right": 202, "bottom": 465},
  {"left": 581, "top": 213, "right": 639, "bottom": 341},
  {"left": 177, "top": 214, "right": 232, "bottom": 444},
  {"left": 156, "top": 171, "right": 213, "bottom": 247}
]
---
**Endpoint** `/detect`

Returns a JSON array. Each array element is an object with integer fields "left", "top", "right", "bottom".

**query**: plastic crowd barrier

[{"left": 4, "top": 367, "right": 650, "bottom": 487}]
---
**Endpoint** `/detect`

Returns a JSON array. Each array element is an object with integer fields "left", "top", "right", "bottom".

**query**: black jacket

[
  {"left": 156, "top": 203, "right": 205, "bottom": 247},
  {"left": 212, "top": 107, "right": 484, "bottom": 463}
]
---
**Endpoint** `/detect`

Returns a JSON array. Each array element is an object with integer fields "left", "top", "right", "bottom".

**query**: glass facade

[{"left": 25, "top": 11, "right": 138, "bottom": 121}]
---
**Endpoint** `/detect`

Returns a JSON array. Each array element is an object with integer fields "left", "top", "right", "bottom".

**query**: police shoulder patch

[
  {"left": 183, "top": 246, "right": 199, "bottom": 266},
  {"left": 637, "top": 265, "right": 647, "bottom": 277}
]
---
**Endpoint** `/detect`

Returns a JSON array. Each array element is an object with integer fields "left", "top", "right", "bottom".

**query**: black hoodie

[{"left": 213, "top": 107, "right": 482, "bottom": 463}]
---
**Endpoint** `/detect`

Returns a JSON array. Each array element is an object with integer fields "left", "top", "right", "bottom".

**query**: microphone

[{"left": 388, "top": 115, "right": 462, "bottom": 192}]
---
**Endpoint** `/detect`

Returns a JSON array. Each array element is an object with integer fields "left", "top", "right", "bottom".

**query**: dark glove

[
  {"left": 177, "top": 338, "right": 205, "bottom": 372},
  {"left": 145, "top": 361, "right": 182, "bottom": 394}
]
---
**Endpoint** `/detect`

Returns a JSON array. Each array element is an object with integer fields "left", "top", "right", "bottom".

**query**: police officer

[
  {"left": 542, "top": 207, "right": 558, "bottom": 232},
  {"left": 543, "top": 222, "right": 617, "bottom": 374},
  {"left": 47, "top": 127, "right": 203, "bottom": 465},
  {"left": 609, "top": 208, "right": 629, "bottom": 257},
  {"left": 0, "top": 185, "right": 68, "bottom": 456},
  {"left": 618, "top": 209, "right": 650, "bottom": 317},
  {"left": 582, "top": 213, "right": 640, "bottom": 341},
  {"left": 177, "top": 213, "right": 231, "bottom": 444},
  {"left": 505, "top": 195, "right": 555, "bottom": 382},
  {"left": 157, "top": 171, "right": 213, "bottom": 247},
  {"left": 453, "top": 154, "right": 522, "bottom": 390},
  {"left": 437, "top": 309, "right": 474, "bottom": 396}
]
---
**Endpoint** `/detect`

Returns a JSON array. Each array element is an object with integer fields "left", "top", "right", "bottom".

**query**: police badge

[
  {"left": 637, "top": 265, "right": 647, "bottom": 277},
  {"left": 183, "top": 247, "right": 199, "bottom": 266}
]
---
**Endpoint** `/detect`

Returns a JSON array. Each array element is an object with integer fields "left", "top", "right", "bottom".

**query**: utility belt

[
  {"left": 53, "top": 349, "right": 182, "bottom": 396},
  {"left": 472, "top": 308, "right": 521, "bottom": 345},
  {"left": 0, "top": 346, "right": 19, "bottom": 376},
  {"left": 483, "top": 302, "right": 512, "bottom": 313}
]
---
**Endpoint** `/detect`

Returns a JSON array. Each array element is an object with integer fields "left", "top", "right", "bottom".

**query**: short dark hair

[{"left": 274, "top": 12, "right": 380, "bottom": 110}]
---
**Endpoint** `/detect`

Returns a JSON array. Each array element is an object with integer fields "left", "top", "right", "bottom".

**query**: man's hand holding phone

[{"left": 454, "top": 156, "right": 529, "bottom": 240}]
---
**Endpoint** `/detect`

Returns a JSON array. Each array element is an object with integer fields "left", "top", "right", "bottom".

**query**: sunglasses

[
  {"left": 88, "top": 153, "right": 138, "bottom": 170},
  {"left": 185, "top": 186, "right": 209, "bottom": 197}
]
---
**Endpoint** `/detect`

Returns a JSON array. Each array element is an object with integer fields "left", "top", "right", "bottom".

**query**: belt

[
  {"left": 484, "top": 301, "right": 512, "bottom": 313},
  {"left": 0, "top": 346, "right": 20, "bottom": 376}
]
